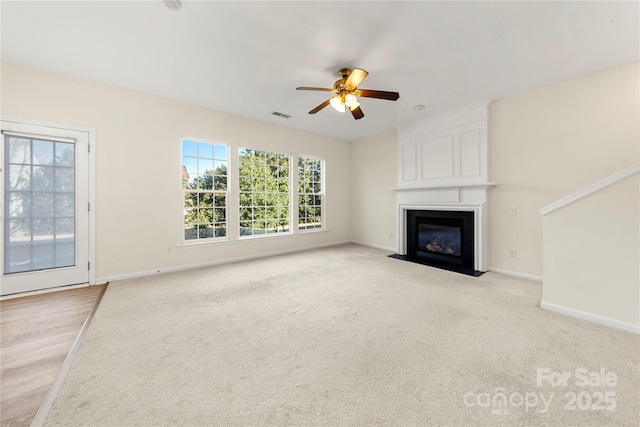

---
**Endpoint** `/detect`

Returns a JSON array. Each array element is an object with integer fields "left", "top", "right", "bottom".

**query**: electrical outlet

[
  {"left": 508, "top": 248, "right": 516, "bottom": 257},
  {"left": 167, "top": 246, "right": 173, "bottom": 254},
  {"left": 509, "top": 207, "right": 518, "bottom": 216}
]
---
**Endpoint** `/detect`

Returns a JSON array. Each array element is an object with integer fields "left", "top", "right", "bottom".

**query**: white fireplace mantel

[
  {"left": 391, "top": 183, "right": 495, "bottom": 191},
  {"left": 394, "top": 102, "right": 494, "bottom": 272}
]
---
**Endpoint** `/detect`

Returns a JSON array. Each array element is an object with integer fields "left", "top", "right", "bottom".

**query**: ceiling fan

[{"left": 296, "top": 68, "right": 400, "bottom": 120}]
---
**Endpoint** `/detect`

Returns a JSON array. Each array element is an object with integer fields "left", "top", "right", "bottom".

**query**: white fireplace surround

[
  {"left": 393, "top": 102, "right": 494, "bottom": 271},
  {"left": 394, "top": 184, "right": 493, "bottom": 271}
]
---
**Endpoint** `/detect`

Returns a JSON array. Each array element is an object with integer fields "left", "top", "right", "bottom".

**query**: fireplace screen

[{"left": 418, "top": 223, "right": 462, "bottom": 257}]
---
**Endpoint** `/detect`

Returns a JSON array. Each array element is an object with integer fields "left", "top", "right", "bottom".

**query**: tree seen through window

[{"left": 238, "top": 148, "right": 289, "bottom": 236}]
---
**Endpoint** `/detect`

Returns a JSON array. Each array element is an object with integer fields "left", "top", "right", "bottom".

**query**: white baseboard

[
  {"left": 541, "top": 301, "right": 639, "bottom": 335},
  {"left": 96, "top": 240, "right": 351, "bottom": 284},
  {"left": 350, "top": 240, "right": 396, "bottom": 253},
  {"left": 488, "top": 267, "right": 543, "bottom": 282}
]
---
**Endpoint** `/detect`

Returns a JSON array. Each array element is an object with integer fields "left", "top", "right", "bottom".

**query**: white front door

[{"left": 1, "top": 120, "right": 90, "bottom": 296}]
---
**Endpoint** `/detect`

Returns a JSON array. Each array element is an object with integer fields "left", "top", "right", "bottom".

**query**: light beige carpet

[{"left": 45, "top": 244, "right": 639, "bottom": 426}]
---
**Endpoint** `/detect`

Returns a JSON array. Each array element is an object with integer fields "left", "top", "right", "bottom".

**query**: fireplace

[
  {"left": 393, "top": 101, "right": 493, "bottom": 274},
  {"left": 406, "top": 210, "right": 475, "bottom": 271}
]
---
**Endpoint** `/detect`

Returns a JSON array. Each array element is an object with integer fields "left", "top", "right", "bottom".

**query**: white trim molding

[
  {"left": 540, "top": 163, "right": 639, "bottom": 216},
  {"left": 1, "top": 115, "right": 97, "bottom": 290},
  {"left": 541, "top": 300, "right": 639, "bottom": 335},
  {"left": 351, "top": 240, "right": 396, "bottom": 253},
  {"left": 393, "top": 102, "right": 494, "bottom": 272},
  {"left": 488, "top": 267, "right": 543, "bottom": 282}
]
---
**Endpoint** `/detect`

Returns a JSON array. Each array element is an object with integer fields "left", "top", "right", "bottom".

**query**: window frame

[
  {"left": 238, "top": 147, "right": 292, "bottom": 239},
  {"left": 180, "top": 137, "right": 229, "bottom": 245},
  {"left": 297, "top": 154, "right": 324, "bottom": 232}
]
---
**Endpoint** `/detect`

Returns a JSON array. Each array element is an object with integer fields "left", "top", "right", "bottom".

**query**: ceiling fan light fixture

[
  {"left": 330, "top": 95, "right": 345, "bottom": 113},
  {"left": 344, "top": 93, "right": 358, "bottom": 108}
]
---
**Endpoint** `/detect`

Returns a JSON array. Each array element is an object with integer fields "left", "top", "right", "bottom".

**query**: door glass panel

[{"left": 4, "top": 135, "right": 76, "bottom": 274}]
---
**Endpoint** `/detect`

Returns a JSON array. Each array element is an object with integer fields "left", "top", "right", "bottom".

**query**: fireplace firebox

[{"left": 405, "top": 210, "right": 476, "bottom": 273}]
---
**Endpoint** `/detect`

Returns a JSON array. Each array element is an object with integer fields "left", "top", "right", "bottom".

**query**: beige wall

[
  {"left": 346, "top": 61, "right": 639, "bottom": 279},
  {"left": 490, "top": 61, "right": 640, "bottom": 277},
  {"left": 2, "top": 61, "right": 638, "bottom": 282},
  {"left": 542, "top": 172, "right": 639, "bottom": 329},
  {"left": 1, "top": 62, "right": 351, "bottom": 281},
  {"left": 349, "top": 129, "right": 397, "bottom": 251}
]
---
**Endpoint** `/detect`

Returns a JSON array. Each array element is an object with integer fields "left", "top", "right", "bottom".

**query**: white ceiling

[{"left": 1, "top": 1, "right": 638, "bottom": 141}]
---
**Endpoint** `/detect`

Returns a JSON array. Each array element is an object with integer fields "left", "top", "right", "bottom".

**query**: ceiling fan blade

[
  {"left": 350, "top": 105, "right": 364, "bottom": 120},
  {"left": 309, "top": 99, "right": 331, "bottom": 114},
  {"left": 345, "top": 68, "right": 368, "bottom": 89},
  {"left": 296, "top": 87, "right": 336, "bottom": 92},
  {"left": 359, "top": 89, "right": 400, "bottom": 101}
]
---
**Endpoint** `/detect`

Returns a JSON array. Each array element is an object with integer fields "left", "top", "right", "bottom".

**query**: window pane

[
  {"left": 215, "top": 224, "right": 226, "bottom": 237},
  {"left": 32, "top": 243, "right": 55, "bottom": 270},
  {"left": 33, "top": 218, "right": 54, "bottom": 237},
  {"left": 214, "top": 145, "right": 227, "bottom": 160},
  {"left": 182, "top": 157, "right": 197, "bottom": 177},
  {"left": 215, "top": 208, "right": 226, "bottom": 222},
  {"left": 198, "top": 158, "right": 214, "bottom": 175},
  {"left": 239, "top": 207, "right": 251, "bottom": 221},
  {"left": 198, "top": 142, "right": 214, "bottom": 159},
  {"left": 198, "top": 225, "right": 214, "bottom": 239},
  {"left": 55, "top": 193, "right": 75, "bottom": 217},
  {"left": 55, "top": 142, "right": 75, "bottom": 167},
  {"left": 32, "top": 166, "right": 54, "bottom": 191},
  {"left": 32, "top": 193, "right": 54, "bottom": 218},
  {"left": 9, "top": 192, "right": 30, "bottom": 218},
  {"left": 196, "top": 175, "right": 213, "bottom": 190},
  {"left": 185, "top": 227, "right": 197, "bottom": 240},
  {"left": 199, "top": 208, "right": 213, "bottom": 223},
  {"left": 55, "top": 168, "right": 75, "bottom": 192},
  {"left": 214, "top": 160, "right": 226, "bottom": 171},
  {"left": 32, "top": 140, "right": 54, "bottom": 166},
  {"left": 9, "top": 219, "right": 31, "bottom": 242},
  {"left": 199, "top": 193, "right": 213, "bottom": 208},
  {"left": 182, "top": 140, "right": 198, "bottom": 157},
  {"left": 214, "top": 194, "right": 226, "bottom": 207},
  {"left": 56, "top": 217, "right": 74, "bottom": 236},
  {"left": 214, "top": 175, "right": 227, "bottom": 191},
  {"left": 9, "top": 138, "right": 31, "bottom": 164},
  {"left": 297, "top": 156, "right": 323, "bottom": 231},
  {"left": 55, "top": 242, "right": 75, "bottom": 267},
  {"left": 9, "top": 165, "right": 31, "bottom": 191},
  {"left": 184, "top": 192, "right": 197, "bottom": 209}
]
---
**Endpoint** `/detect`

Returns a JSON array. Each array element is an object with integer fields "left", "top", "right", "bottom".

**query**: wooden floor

[{"left": 0, "top": 285, "right": 106, "bottom": 427}]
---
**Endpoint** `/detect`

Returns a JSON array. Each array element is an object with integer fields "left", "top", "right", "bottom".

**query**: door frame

[{"left": 1, "top": 115, "right": 96, "bottom": 292}]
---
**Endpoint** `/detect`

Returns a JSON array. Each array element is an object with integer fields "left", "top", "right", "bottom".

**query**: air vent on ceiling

[{"left": 272, "top": 111, "right": 291, "bottom": 119}]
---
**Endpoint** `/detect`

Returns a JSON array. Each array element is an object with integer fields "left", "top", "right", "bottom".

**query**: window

[
  {"left": 181, "top": 139, "right": 228, "bottom": 241},
  {"left": 238, "top": 148, "right": 289, "bottom": 236},
  {"left": 298, "top": 156, "right": 323, "bottom": 230}
]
